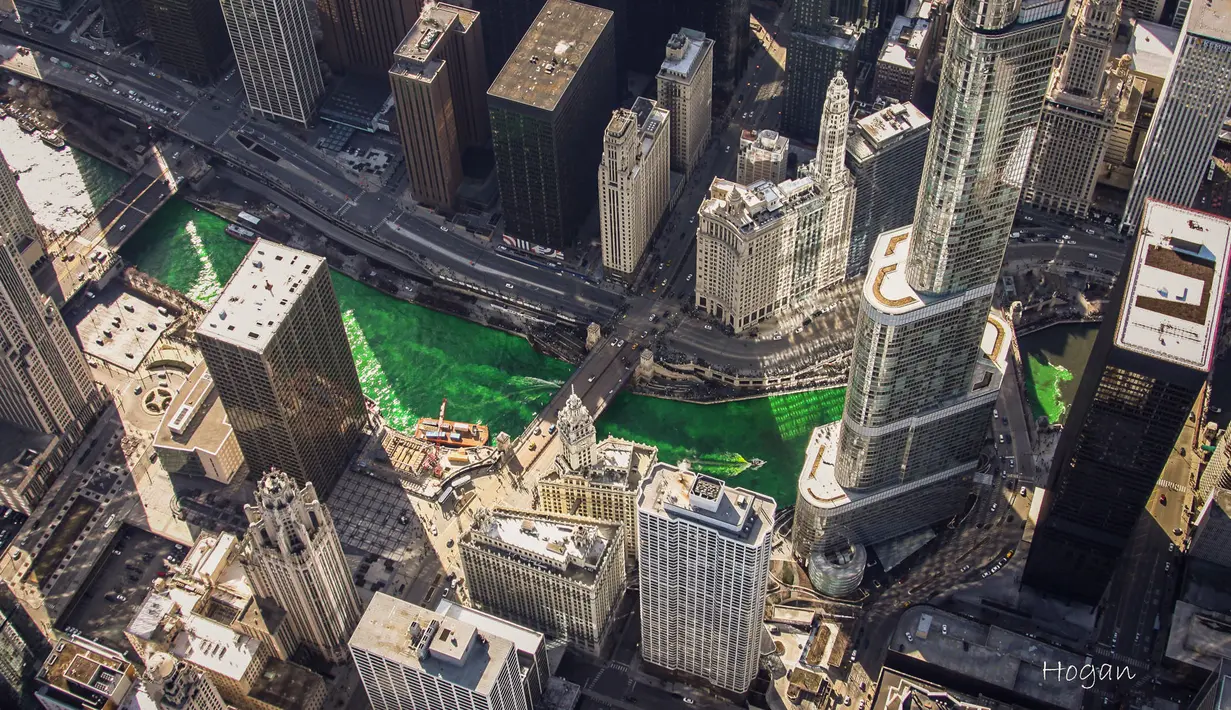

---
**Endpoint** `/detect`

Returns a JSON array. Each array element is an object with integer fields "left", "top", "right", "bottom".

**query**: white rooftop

[
  {"left": 434, "top": 599, "right": 545, "bottom": 657},
  {"left": 171, "top": 609, "right": 262, "bottom": 681},
  {"left": 1187, "top": 0, "right": 1231, "bottom": 44},
  {"left": 473, "top": 510, "right": 609, "bottom": 573},
  {"left": 1128, "top": 20, "right": 1180, "bottom": 79},
  {"left": 658, "top": 29, "right": 711, "bottom": 81},
  {"left": 197, "top": 239, "right": 325, "bottom": 352},
  {"left": 854, "top": 102, "right": 930, "bottom": 149},
  {"left": 1115, "top": 200, "right": 1231, "bottom": 372},
  {"left": 639, "top": 464, "right": 774, "bottom": 542},
  {"left": 879, "top": 15, "right": 929, "bottom": 70}
]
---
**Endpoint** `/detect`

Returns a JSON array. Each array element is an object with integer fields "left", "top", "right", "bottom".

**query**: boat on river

[
  {"left": 18, "top": 119, "right": 36, "bottom": 134},
  {"left": 40, "top": 130, "right": 65, "bottom": 149},
  {"left": 414, "top": 398, "right": 489, "bottom": 448}
]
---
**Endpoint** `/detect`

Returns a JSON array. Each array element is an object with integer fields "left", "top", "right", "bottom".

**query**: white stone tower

[{"left": 557, "top": 388, "right": 596, "bottom": 471}]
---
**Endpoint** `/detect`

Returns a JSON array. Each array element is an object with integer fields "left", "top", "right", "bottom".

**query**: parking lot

[
  {"left": 75, "top": 289, "right": 175, "bottom": 372},
  {"left": 58, "top": 524, "right": 184, "bottom": 654},
  {"left": 328, "top": 470, "right": 423, "bottom": 562}
]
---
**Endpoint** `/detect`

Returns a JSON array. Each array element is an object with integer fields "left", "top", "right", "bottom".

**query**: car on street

[
  {"left": 683, "top": 700, "right": 695, "bottom": 705},
  {"left": 704, "top": 324, "right": 712, "bottom": 330},
  {"left": 1020, "top": 487, "right": 1029, "bottom": 496},
  {"left": 1160, "top": 494, "right": 1167, "bottom": 505}
]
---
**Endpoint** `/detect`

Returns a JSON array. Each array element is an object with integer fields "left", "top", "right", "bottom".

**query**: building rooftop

[
  {"left": 741, "top": 129, "right": 789, "bottom": 157},
  {"left": 350, "top": 593, "right": 517, "bottom": 696},
  {"left": 153, "top": 362, "right": 234, "bottom": 459},
  {"left": 658, "top": 28, "right": 712, "bottom": 82},
  {"left": 0, "top": 421, "right": 57, "bottom": 496},
  {"left": 466, "top": 508, "right": 615, "bottom": 581},
  {"left": 1128, "top": 20, "right": 1180, "bottom": 79},
  {"left": 1187, "top": 0, "right": 1231, "bottom": 43},
  {"left": 197, "top": 239, "right": 325, "bottom": 352},
  {"left": 701, "top": 177, "right": 797, "bottom": 236},
  {"left": 1115, "top": 201, "right": 1231, "bottom": 372},
  {"left": 1164, "top": 599, "right": 1231, "bottom": 671},
  {"left": 879, "top": 15, "right": 930, "bottom": 70},
  {"left": 849, "top": 102, "right": 930, "bottom": 160},
  {"left": 394, "top": 2, "right": 477, "bottom": 65},
  {"left": 248, "top": 657, "right": 328, "bottom": 710},
  {"left": 873, "top": 668, "right": 1013, "bottom": 710},
  {"left": 638, "top": 464, "right": 775, "bottom": 543},
  {"left": 434, "top": 598, "right": 545, "bottom": 658},
  {"left": 487, "top": 0, "right": 611, "bottom": 112},
  {"left": 171, "top": 606, "right": 263, "bottom": 681},
  {"left": 37, "top": 638, "right": 132, "bottom": 707}
]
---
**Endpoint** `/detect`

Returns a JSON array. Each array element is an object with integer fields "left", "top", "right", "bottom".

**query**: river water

[
  {"left": 1017, "top": 323, "right": 1101, "bottom": 425},
  {"left": 2, "top": 121, "right": 842, "bottom": 504}
]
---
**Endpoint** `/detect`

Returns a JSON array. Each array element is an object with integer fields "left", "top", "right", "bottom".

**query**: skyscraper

[
  {"left": 1122, "top": 0, "right": 1231, "bottom": 232},
  {"left": 656, "top": 29, "right": 714, "bottom": 177},
  {"left": 220, "top": 0, "right": 323, "bottom": 126},
  {"left": 350, "top": 594, "right": 528, "bottom": 710},
  {"left": 390, "top": 2, "right": 489, "bottom": 209},
  {"left": 797, "top": 75, "right": 856, "bottom": 296},
  {"left": 782, "top": 1, "right": 860, "bottom": 142},
  {"left": 242, "top": 469, "right": 363, "bottom": 664},
  {"left": 793, "top": 0, "right": 1064, "bottom": 554},
  {"left": 1023, "top": 201, "right": 1231, "bottom": 605},
  {"left": 1190, "top": 489, "right": 1231, "bottom": 570},
  {"left": 100, "top": 0, "right": 146, "bottom": 44},
  {"left": 845, "top": 102, "right": 930, "bottom": 278},
  {"left": 599, "top": 98, "right": 671, "bottom": 280},
  {"left": 196, "top": 240, "right": 365, "bottom": 494},
  {"left": 317, "top": 0, "right": 422, "bottom": 76},
  {"left": 1023, "top": 0, "right": 1120, "bottom": 218},
  {"left": 0, "top": 147, "right": 44, "bottom": 269},
  {"left": 737, "top": 129, "right": 789, "bottom": 185},
  {"left": 638, "top": 465, "right": 774, "bottom": 694},
  {"left": 1102, "top": 20, "right": 1178, "bottom": 191},
  {"left": 32, "top": 637, "right": 135, "bottom": 710},
  {"left": 140, "top": 0, "right": 232, "bottom": 83},
  {"left": 488, "top": 0, "right": 617, "bottom": 250}
]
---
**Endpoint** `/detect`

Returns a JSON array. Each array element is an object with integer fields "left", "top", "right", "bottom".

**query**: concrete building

[
  {"left": 139, "top": 0, "right": 232, "bottom": 83},
  {"left": 782, "top": 1, "right": 860, "bottom": 142},
  {"left": 1024, "top": 201, "right": 1231, "bottom": 605},
  {"left": 1191, "top": 490, "right": 1231, "bottom": 570},
  {"left": 1103, "top": 20, "right": 1178, "bottom": 190},
  {"left": 125, "top": 532, "right": 326, "bottom": 710},
  {"left": 488, "top": 0, "right": 617, "bottom": 251},
  {"left": 220, "top": 0, "right": 323, "bottom": 126},
  {"left": 0, "top": 147, "right": 45, "bottom": 270},
  {"left": 389, "top": 2, "right": 489, "bottom": 209},
  {"left": 1201, "top": 432, "right": 1231, "bottom": 503},
  {"left": 1122, "top": 0, "right": 1231, "bottom": 232},
  {"left": 460, "top": 508, "right": 625, "bottom": 656},
  {"left": 737, "top": 130, "right": 789, "bottom": 185},
  {"left": 845, "top": 102, "right": 930, "bottom": 278},
  {"left": 196, "top": 240, "right": 365, "bottom": 494},
  {"left": 153, "top": 363, "right": 244, "bottom": 484},
  {"left": 1023, "top": 0, "right": 1120, "bottom": 218},
  {"left": 793, "top": 0, "right": 1063, "bottom": 554},
  {"left": 316, "top": 0, "right": 422, "bottom": 76},
  {"left": 873, "top": 14, "right": 933, "bottom": 105},
  {"left": 0, "top": 232, "right": 104, "bottom": 514},
  {"left": 349, "top": 593, "right": 528, "bottom": 710},
  {"left": 241, "top": 469, "right": 362, "bottom": 664},
  {"left": 146, "top": 660, "right": 230, "bottom": 710},
  {"left": 599, "top": 98, "right": 671, "bottom": 281},
  {"left": 656, "top": 28, "right": 713, "bottom": 176},
  {"left": 1123, "top": 0, "right": 1165, "bottom": 22},
  {"left": 33, "top": 637, "right": 135, "bottom": 710},
  {"left": 434, "top": 600, "right": 548, "bottom": 710},
  {"left": 638, "top": 465, "right": 774, "bottom": 694}
]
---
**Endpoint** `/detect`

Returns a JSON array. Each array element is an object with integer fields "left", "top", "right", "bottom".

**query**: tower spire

[{"left": 815, "top": 75, "right": 850, "bottom": 186}]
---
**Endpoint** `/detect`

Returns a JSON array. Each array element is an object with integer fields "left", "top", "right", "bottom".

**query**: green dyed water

[
  {"left": 121, "top": 200, "right": 845, "bottom": 503},
  {"left": 1018, "top": 323, "right": 1100, "bottom": 425}
]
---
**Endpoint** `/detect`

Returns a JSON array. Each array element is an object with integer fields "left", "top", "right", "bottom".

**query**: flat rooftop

[
  {"left": 638, "top": 463, "right": 774, "bottom": 543},
  {"left": 879, "top": 15, "right": 929, "bottom": 70},
  {"left": 467, "top": 508, "right": 614, "bottom": 579},
  {"left": 1128, "top": 20, "right": 1179, "bottom": 79},
  {"left": 0, "top": 422, "right": 56, "bottom": 495},
  {"left": 658, "top": 29, "right": 712, "bottom": 82},
  {"left": 1115, "top": 200, "right": 1231, "bottom": 372},
  {"left": 487, "top": 0, "right": 612, "bottom": 112},
  {"left": 394, "top": 3, "right": 477, "bottom": 65},
  {"left": 153, "top": 362, "right": 233, "bottom": 458},
  {"left": 38, "top": 638, "right": 131, "bottom": 703},
  {"left": 171, "top": 604, "right": 263, "bottom": 680},
  {"left": 435, "top": 598, "right": 544, "bottom": 657},
  {"left": 1187, "top": 0, "right": 1231, "bottom": 43},
  {"left": 350, "top": 593, "right": 517, "bottom": 697},
  {"left": 197, "top": 239, "right": 325, "bottom": 352},
  {"left": 851, "top": 102, "right": 930, "bottom": 152}
]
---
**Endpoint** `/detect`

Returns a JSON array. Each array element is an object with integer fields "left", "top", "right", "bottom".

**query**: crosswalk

[{"left": 1093, "top": 646, "right": 1149, "bottom": 671}]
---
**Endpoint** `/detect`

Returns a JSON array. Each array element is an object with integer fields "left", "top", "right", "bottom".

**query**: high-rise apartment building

[
  {"left": 1103, "top": 20, "right": 1178, "bottom": 190},
  {"left": 638, "top": 465, "right": 774, "bottom": 694},
  {"left": 241, "top": 469, "right": 363, "bottom": 664},
  {"left": 460, "top": 508, "right": 625, "bottom": 656},
  {"left": 793, "top": 0, "right": 1064, "bottom": 555},
  {"left": 696, "top": 77, "right": 852, "bottom": 333},
  {"left": 488, "top": 0, "right": 617, "bottom": 250},
  {"left": 1024, "top": 201, "right": 1231, "bottom": 605},
  {"left": 783, "top": 0, "right": 860, "bottom": 142},
  {"left": 196, "top": 240, "right": 365, "bottom": 494},
  {"left": 153, "top": 362, "right": 245, "bottom": 484},
  {"left": 1023, "top": 0, "right": 1120, "bottom": 218},
  {"left": 0, "top": 147, "right": 45, "bottom": 269},
  {"left": 33, "top": 637, "right": 135, "bottom": 710},
  {"left": 657, "top": 29, "right": 714, "bottom": 176},
  {"left": 1190, "top": 489, "right": 1231, "bottom": 569},
  {"left": 1122, "top": 0, "right": 1231, "bottom": 232},
  {"left": 873, "top": 14, "right": 934, "bottom": 105},
  {"left": 599, "top": 98, "right": 671, "bottom": 280},
  {"left": 737, "top": 129, "right": 789, "bottom": 185},
  {"left": 390, "top": 2, "right": 489, "bottom": 210},
  {"left": 317, "top": 0, "right": 422, "bottom": 75},
  {"left": 140, "top": 0, "right": 232, "bottom": 83},
  {"left": 434, "top": 600, "right": 549, "bottom": 710},
  {"left": 220, "top": 0, "right": 323, "bottom": 126},
  {"left": 845, "top": 102, "right": 930, "bottom": 278},
  {"left": 350, "top": 593, "right": 528, "bottom": 710}
]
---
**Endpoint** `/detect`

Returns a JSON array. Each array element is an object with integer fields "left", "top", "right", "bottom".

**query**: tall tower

[
  {"left": 599, "top": 99, "right": 671, "bottom": 280},
  {"left": 242, "top": 469, "right": 362, "bottom": 663},
  {"left": 0, "top": 147, "right": 44, "bottom": 269},
  {"left": 1121, "top": 0, "right": 1231, "bottom": 232},
  {"left": 795, "top": 75, "right": 855, "bottom": 297},
  {"left": 139, "top": 0, "right": 233, "bottom": 83},
  {"left": 656, "top": 28, "right": 714, "bottom": 176},
  {"left": 782, "top": 0, "right": 860, "bottom": 141},
  {"left": 220, "top": 0, "right": 324, "bottom": 126},
  {"left": 793, "top": 0, "right": 1064, "bottom": 553},
  {"left": 814, "top": 76, "right": 850, "bottom": 186},
  {"left": 316, "top": 0, "right": 422, "bottom": 75},
  {"left": 196, "top": 240, "right": 365, "bottom": 494},
  {"left": 557, "top": 389, "right": 597, "bottom": 472}
]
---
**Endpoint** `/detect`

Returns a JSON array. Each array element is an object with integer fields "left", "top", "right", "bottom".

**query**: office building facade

[
  {"left": 599, "top": 99, "right": 671, "bottom": 280},
  {"left": 657, "top": 29, "right": 713, "bottom": 176},
  {"left": 1121, "top": 0, "right": 1231, "bottom": 232},
  {"left": 33, "top": 638, "right": 135, "bottom": 710},
  {"left": 1024, "top": 201, "right": 1231, "bottom": 605},
  {"left": 873, "top": 14, "right": 934, "bottom": 105},
  {"left": 434, "top": 600, "right": 549, "bottom": 710},
  {"left": 350, "top": 593, "right": 528, "bottom": 710},
  {"left": 317, "top": 0, "right": 422, "bottom": 76},
  {"left": 638, "top": 466, "right": 774, "bottom": 694},
  {"left": 1103, "top": 20, "right": 1178, "bottom": 191},
  {"left": 196, "top": 240, "right": 365, "bottom": 494},
  {"left": 488, "top": 0, "right": 617, "bottom": 251},
  {"left": 0, "top": 147, "right": 45, "bottom": 269},
  {"left": 220, "top": 0, "right": 324, "bottom": 126},
  {"left": 390, "top": 2, "right": 489, "bottom": 209},
  {"left": 100, "top": 0, "right": 145, "bottom": 44},
  {"left": 1190, "top": 489, "right": 1231, "bottom": 570},
  {"left": 793, "top": 0, "right": 1064, "bottom": 554},
  {"left": 460, "top": 508, "right": 625, "bottom": 656},
  {"left": 241, "top": 469, "right": 363, "bottom": 664},
  {"left": 845, "top": 102, "right": 930, "bottom": 277},
  {"left": 737, "top": 130, "right": 789, "bottom": 185},
  {"left": 783, "top": 0, "right": 860, "bottom": 142},
  {"left": 140, "top": 0, "right": 233, "bottom": 83}
]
